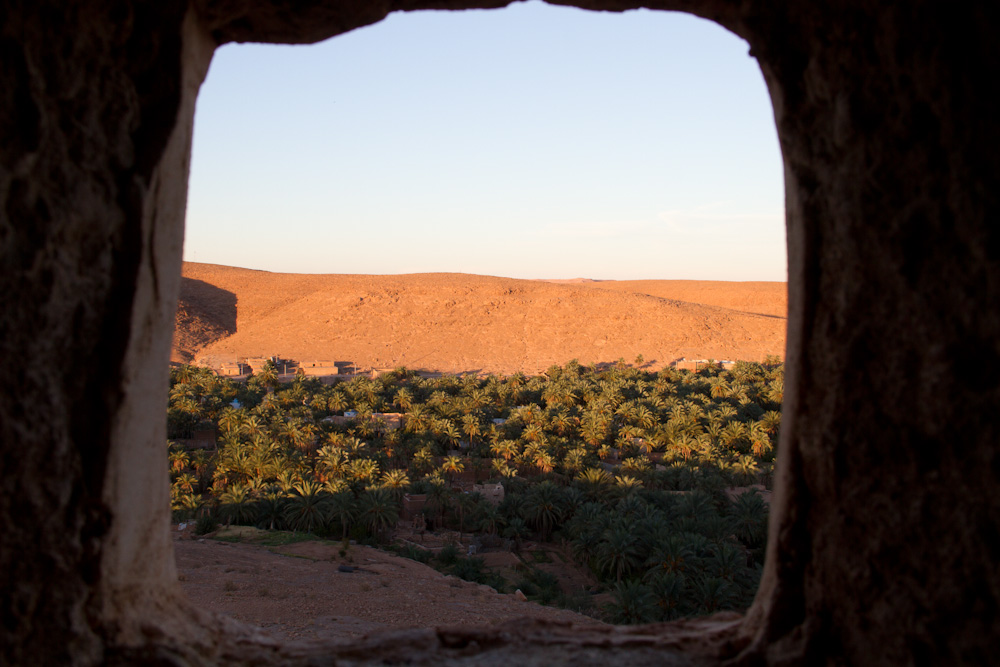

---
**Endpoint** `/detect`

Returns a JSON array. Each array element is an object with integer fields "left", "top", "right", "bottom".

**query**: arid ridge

[{"left": 173, "top": 263, "right": 786, "bottom": 373}]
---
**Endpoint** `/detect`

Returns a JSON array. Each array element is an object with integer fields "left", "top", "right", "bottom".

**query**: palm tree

[
  {"left": 644, "top": 534, "right": 697, "bottom": 576},
  {"left": 315, "top": 445, "right": 348, "bottom": 482},
  {"left": 173, "top": 492, "right": 204, "bottom": 521},
  {"left": 168, "top": 449, "right": 190, "bottom": 474},
  {"left": 461, "top": 413, "right": 483, "bottom": 448},
  {"left": 174, "top": 472, "right": 197, "bottom": 494},
  {"left": 327, "top": 391, "right": 350, "bottom": 414},
  {"left": 533, "top": 450, "right": 555, "bottom": 475},
  {"left": 690, "top": 575, "right": 737, "bottom": 614},
  {"left": 748, "top": 423, "right": 773, "bottom": 458},
  {"left": 255, "top": 490, "right": 288, "bottom": 531},
  {"left": 440, "top": 455, "right": 465, "bottom": 480},
  {"left": 437, "top": 420, "right": 462, "bottom": 449},
  {"left": 282, "top": 481, "right": 331, "bottom": 533},
  {"left": 647, "top": 571, "right": 688, "bottom": 621},
  {"left": 562, "top": 447, "right": 588, "bottom": 474},
  {"left": 759, "top": 410, "right": 782, "bottom": 434},
  {"left": 606, "top": 580, "right": 657, "bottom": 624},
  {"left": 596, "top": 524, "right": 642, "bottom": 582},
  {"left": 521, "top": 482, "right": 565, "bottom": 541},
  {"left": 548, "top": 407, "right": 575, "bottom": 436},
  {"left": 732, "top": 454, "right": 760, "bottom": 486},
  {"left": 217, "top": 407, "right": 244, "bottom": 436},
  {"left": 189, "top": 449, "right": 212, "bottom": 490},
  {"left": 490, "top": 439, "right": 519, "bottom": 461},
  {"left": 256, "top": 360, "right": 279, "bottom": 388},
  {"left": 492, "top": 458, "right": 517, "bottom": 479},
  {"left": 347, "top": 458, "right": 379, "bottom": 487},
  {"left": 360, "top": 489, "right": 399, "bottom": 542},
  {"left": 328, "top": 491, "right": 358, "bottom": 540},
  {"left": 378, "top": 469, "right": 410, "bottom": 504},
  {"left": 476, "top": 503, "right": 501, "bottom": 537},
  {"left": 453, "top": 492, "right": 479, "bottom": 541},
  {"left": 730, "top": 489, "right": 768, "bottom": 552},
  {"left": 708, "top": 542, "right": 746, "bottom": 582},
  {"left": 243, "top": 415, "right": 266, "bottom": 439},
  {"left": 614, "top": 475, "right": 643, "bottom": 496},
  {"left": 676, "top": 491, "right": 718, "bottom": 525},
  {"left": 321, "top": 478, "right": 350, "bottom": 495},
  {"left": 502, "top": 516, "right": 530, "bottom": 552},
  {"left": 394, "top": 387, "right": 414, "bottom": 412},
  {"left": 219, "top": 484, "right": 258, "bottom": 526}
]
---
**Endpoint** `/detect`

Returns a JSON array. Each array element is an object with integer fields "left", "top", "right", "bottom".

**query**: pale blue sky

[{"left": 185, "top": 1, "right": 786, "bottom": 281}]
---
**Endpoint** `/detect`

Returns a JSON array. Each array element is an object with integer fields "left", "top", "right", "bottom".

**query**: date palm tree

[
  {"left": 360, "top": 489, "right": 399, "bottom": 542},
  {"left": 347, "top": 458, "right": 379, "bottom": 486},
  {"left": 730, "top": 489, "right": 768, "bottom": 552},
  {"left": 522, "top": 482, "right": 565, "bottom": 541},
  {"left": 647, "top": 571, "right": 688, "bottom": 621},
  {"left": 168, "top": 449, "right": 190, "bottom": 474},
  {"left": 596, "top": 523, "right": 642, "bottom": 582},
  {"left": 219, "top": 484, "right": 257, "bottom": 526},
  {"left": 689, "top": 575, "right": 737, "bottom": 614},
  {"left": 607, "top": 580, "right": 657, "bottom": 624},
  {"left": 394, "top": 387, "right": 414, "bottom": 412},
  {"left": 315, "top": 445, "right": 348, "bottom": 482},
  {"left": 502, "top": 516, "right": 530, "bottom": 552},
  {"left": 255, "top": 490, "right": 288, "bottom": 531},
  {"left": 328, "top": 491, "right": 358, "bottom": 540},
  {"left": 378, "top": 469, "right": 410, "bottom": 504},
  {"left": 461, "top": 413, "right": 483, "bottom": 448},
  {"left": 644, "top": 534, "right": 697, "bottom": 576},
  {"left": 614, "top": 475, "right": 643, "bottom": 497},
  {"left": 441, "top": 455, "right": 465, "bottom": 480},
  {"left": 490, "top": 439, "right": 519, "bottom": 461},
  {"left": 283, "top": 481, "right": 331, "bottom": 533}
]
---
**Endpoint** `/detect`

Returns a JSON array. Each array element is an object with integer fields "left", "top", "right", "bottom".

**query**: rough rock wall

[
  {"left": 0, "top": 2, "right": 211, "bottom": 663},
  {"left": 0, "top": 0, "right": 997, "bottom": 664},
  {"left": 742, "top": 4, "right": 1000, "bottom": 664}
]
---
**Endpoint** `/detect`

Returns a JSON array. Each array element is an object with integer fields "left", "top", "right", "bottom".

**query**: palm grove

[{"left": 168, "top": 358, "right": 780, "bottom": 623}]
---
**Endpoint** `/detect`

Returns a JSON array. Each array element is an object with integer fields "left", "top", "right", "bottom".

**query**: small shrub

[
  {"left": 194, "top": 514, "right": 218, "bottom": 536},
  {"left": 516, "top": 569, "right": 561, "bottom": 605},
  {"left": 451, "top": 556, "right": 487, "bottom": 583},
  {"left": 437, "top": 543, "right": 459, "bottom": 566},
  {"left": 400, "top": 544, "right": 432, "bottom": 564},
  {"left": 223, "top": 580, "right": 237, "bottom": 592}
]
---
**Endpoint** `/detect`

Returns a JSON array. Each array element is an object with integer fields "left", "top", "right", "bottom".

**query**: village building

[
  {"left": 371, "top": 413, "right": 405, "bottom": 430},
  {"left": 298, "top": 360, "right": 340, "bottom": 376},
  {"left": 401, "top": 493, "right": 428, "bottom": 521},
  {"left": 472, "top": 483, "right": 504, "bottom": 507}
]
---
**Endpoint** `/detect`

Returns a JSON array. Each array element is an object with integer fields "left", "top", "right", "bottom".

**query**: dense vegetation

[{"left": 168, "top": 357, "right": 781, "bottom": 623}]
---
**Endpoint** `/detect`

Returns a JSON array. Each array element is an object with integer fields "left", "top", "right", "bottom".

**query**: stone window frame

[{"left": 2, "top": 1, "right": 994, "bottom": 664}]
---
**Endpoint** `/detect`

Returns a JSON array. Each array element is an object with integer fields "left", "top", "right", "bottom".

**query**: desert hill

[{"left": 173, "top": 263, "right": 786, "bottom": 374}]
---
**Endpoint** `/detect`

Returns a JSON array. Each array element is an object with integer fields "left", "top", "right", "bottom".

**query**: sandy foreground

[
  {"left": 173, "top": 263, "right": 786, "bottom": 372},
  {"left": 173, "top": 527, "right": 601, "bottom": 643}
]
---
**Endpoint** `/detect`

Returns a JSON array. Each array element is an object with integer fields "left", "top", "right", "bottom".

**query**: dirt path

[{"left": 173, "top": 527, "right": 602, "bottom": 643}]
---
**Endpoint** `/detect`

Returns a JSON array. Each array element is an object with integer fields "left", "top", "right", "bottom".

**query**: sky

[{"left": 185, "top": 1, "right": 786, "bottom": 281}]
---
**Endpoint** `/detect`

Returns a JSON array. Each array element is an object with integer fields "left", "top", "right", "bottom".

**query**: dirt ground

[{"left": 173, "top": 525, "right": 603, "bottom": 644}]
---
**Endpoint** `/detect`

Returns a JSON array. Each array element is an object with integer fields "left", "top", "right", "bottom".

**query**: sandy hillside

[
  {"left": 173, "top": 263, "right": 787, "bottom": 373},
  {"left": 580, "top": 280, "right": 787, "bottom": 319}
]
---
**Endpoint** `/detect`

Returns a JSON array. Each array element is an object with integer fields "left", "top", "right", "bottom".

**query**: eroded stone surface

[{"left": 1, "top": 1, "right": 998, "bottom": 664}]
